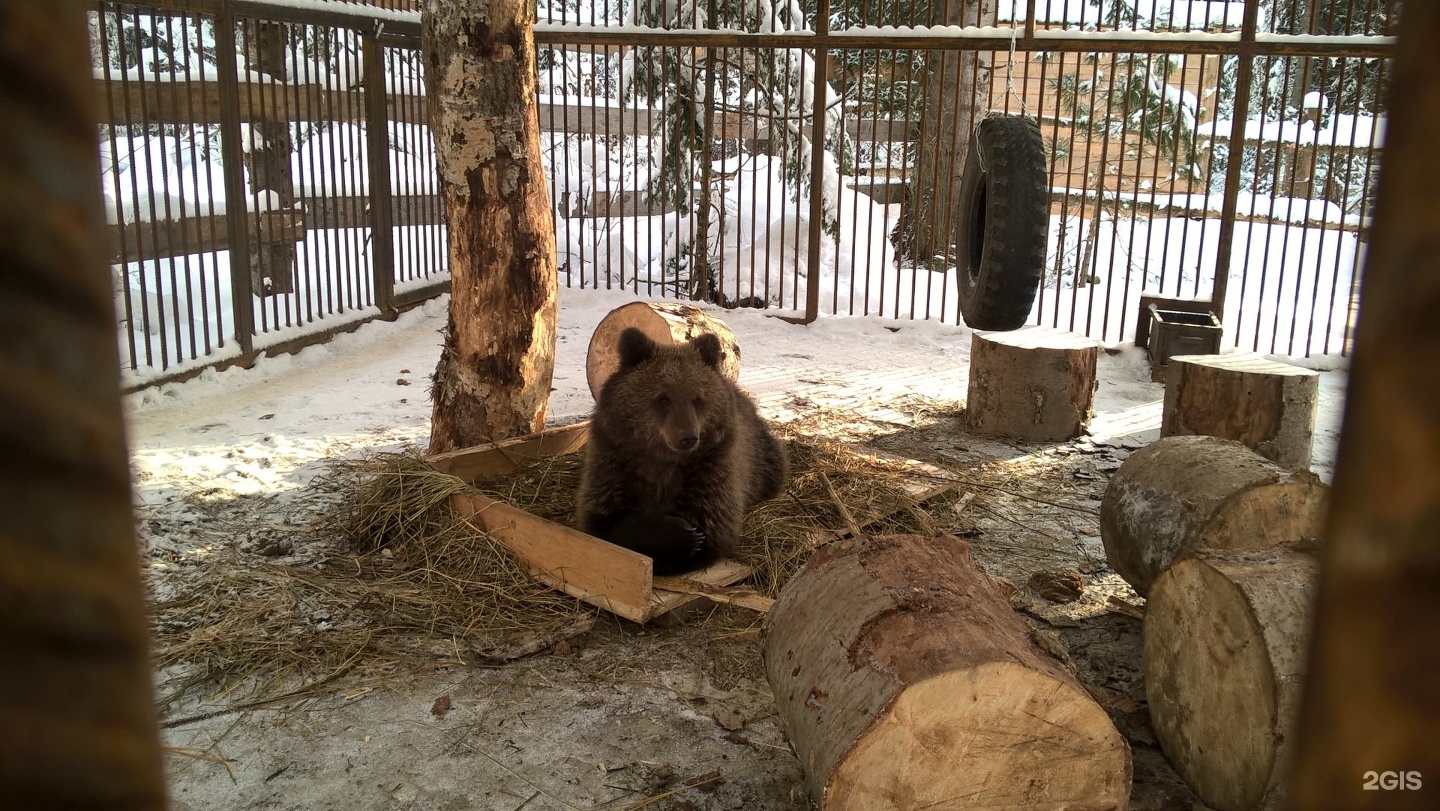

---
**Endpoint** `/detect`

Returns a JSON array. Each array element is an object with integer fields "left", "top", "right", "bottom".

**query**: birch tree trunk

[
  {"left": 423, "top": 0, "right": 559, "bottom": 454},
  {"left": 1, "top": 3, "right": 166, "bottom": 806}
]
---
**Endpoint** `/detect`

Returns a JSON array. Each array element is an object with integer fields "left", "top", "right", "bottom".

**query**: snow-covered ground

[
  {"left": 130, "top": 284, "right": 1348, "bottom": 809},
  {"left": 125, "top": 284, "right": 1349, "bottom": 524}
]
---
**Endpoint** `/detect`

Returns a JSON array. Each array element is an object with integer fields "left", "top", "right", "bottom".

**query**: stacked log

[
  {"left": 1101, "top": 435, "right": 1327, "bottom": 596},
  {"left": 1161, "top": 353, "right": 1320, "bottom": 470},
  {"left": 1145, "top": 548, "right": 1318, "bottom": 811}
]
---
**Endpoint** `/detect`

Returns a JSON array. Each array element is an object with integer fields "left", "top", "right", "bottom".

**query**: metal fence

[
  {"left": 93, "top": 0, "right": 1395, "bottom": 388},
  {"left": 94, "top": 0, "right": 441, "bottom": 388}
]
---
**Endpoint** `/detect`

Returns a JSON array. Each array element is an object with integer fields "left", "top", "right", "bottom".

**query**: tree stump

[
  {"left": 966, "top": 326, "right": 1098, "bottom": 442},
  {"left": 1162, "top": 353, "right": 1320, "bottom": 470},
  {"left": 764, "top": 534, "right": 1131, "bottom": 810},
  {"left": 1145, "top": 548, "right": 1318, "bottom": 811},
  {"left": 585, "top": 302, "right": 741, "bottom": 399},
  {"left": 1100, "top": 436, "right": 1328, "bottom": 596}
]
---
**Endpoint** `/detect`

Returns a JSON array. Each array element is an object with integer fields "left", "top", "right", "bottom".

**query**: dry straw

[{"left": 151, "top": 437, "right": 951, "bottom": 705}]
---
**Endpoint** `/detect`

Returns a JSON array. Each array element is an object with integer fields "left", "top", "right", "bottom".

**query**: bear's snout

[{"left": 660, "top": 424, "right": 701, "bottom": 453}]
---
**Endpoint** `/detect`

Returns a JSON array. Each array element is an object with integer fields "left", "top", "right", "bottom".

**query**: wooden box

[
  {"left": 428, "top": 423, "right": 753, "bottom": 623},
  {"left": 1147, "top": 306, "right": 1223, "bottom": 382}
]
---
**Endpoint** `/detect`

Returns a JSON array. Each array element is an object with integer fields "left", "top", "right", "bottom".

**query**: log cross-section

[
  {"left": 1162, "top": 353, "right": 1320, "bottom": 471},
  {"left": 1100, "top": 435, "right": 1328, "bottom": 596},
  {"left": 584, "top": 302, "right": 741, "bottom": 400},
  {"left": 764, "top": 534, "right": 1131, "bottom": 809}
]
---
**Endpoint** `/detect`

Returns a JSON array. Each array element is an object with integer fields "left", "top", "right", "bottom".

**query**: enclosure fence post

[
  {"left": 1208, "top": 0, "right": 1261, "bottom": 328},
  {"left": 364, "top": 24, "right": 397, "bottom": 315},
  {"left": 801, "top": 0, "right": 830, "bottom": 325},
  {"left": 214, "top": 0, "right": 256, "bottom": 356}
]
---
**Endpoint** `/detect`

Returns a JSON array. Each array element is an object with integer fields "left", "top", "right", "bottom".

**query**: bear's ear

[
  {"left": 691, "top": 333, "right": 723, "bottom": 369},
  {"left": 618, "top": 328, "right": 656, "bottom": 369}
]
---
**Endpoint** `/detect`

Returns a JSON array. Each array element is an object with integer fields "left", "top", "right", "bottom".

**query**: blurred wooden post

[
  {"left": 1288, "top": 2, "right": 1440, "bottom": 807},
  {"left": 214, "top": 5, "right": 257, "bottom": 353},
  {"left": 0, "top": 3, "right": 167, "bottom": 808}
]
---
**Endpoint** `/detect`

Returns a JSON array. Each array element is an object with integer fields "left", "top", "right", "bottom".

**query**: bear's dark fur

[{"left": 576, "top": 327, "right": 788, "bottom": 574}]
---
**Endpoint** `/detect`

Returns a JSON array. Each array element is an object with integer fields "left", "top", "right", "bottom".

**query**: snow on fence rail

[{"left": 95, "top": 0, "right": 1394, "bottom": 388}]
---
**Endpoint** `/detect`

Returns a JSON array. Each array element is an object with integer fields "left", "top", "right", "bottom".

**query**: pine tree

[{"left": 622, "top": 0, "right": 854, "bottom": 299}]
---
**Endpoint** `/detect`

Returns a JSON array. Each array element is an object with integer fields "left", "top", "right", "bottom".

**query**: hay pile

[
  {"left": 150, "top": 437, "right": 953, "bottom": 705},
  {"left": 151, "top": 451, "right": 586, "bottom": 706},
  {"left": 465, "top": 436, "right": 945, "bottom": 597}
]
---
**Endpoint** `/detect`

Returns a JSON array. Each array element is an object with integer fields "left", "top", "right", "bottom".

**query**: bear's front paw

[{"left": 678, "top": 517, "right": 707, "bottom": 556}]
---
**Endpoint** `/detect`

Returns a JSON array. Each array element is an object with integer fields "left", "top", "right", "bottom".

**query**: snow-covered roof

[{"left": 1207, "top": 113, "right": 1385, "bottom": 148}]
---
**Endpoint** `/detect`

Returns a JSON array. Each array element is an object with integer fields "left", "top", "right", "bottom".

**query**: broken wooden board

[
  {"left": 429, "top": 421, "right": 590, "bottom": 483},
  {"left": 450, "top": 490, "right": 752, "bottom": 623},
  {"left": 436, "top": 428, "right": 963, "bottom": 623},
  {"left": 651, "top": 577, "right": 777, "bottom": 614},
  {"left": 436, "top": 423, "right": 753, "bottom": 624}
]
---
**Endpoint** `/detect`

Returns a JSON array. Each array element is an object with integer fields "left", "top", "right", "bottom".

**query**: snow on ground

[
  {"left": 126, "top": 283, "right": 1348, "bottom": 522},
  {"left": 129, "top": 284, "right": 1348, "bottom": 809}
]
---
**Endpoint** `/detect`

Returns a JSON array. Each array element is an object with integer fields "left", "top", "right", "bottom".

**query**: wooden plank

[
  {"left": 451, "top": 492, "right": 754, "bottom": 623},
  {"left": 100, "top": 80, "right": 425, "bottom": 126},
  {"left": 537, "top": 103, "right": 762, "bottom": 140},
  {"left": 97, "top": 80, "right": 918, "bottom": 147},
  {"left": 584, "top": 189, "right": 683, "bottom": 218},
  {"left": 437, "top": 423, "right": 759, "bottom": 623},
  {"left": 132, "top": 0, "right": 423, "bottom": 37},
  {"left": 107, "top": 209, "right": 305, "bottom": 264},
  {"left": 428, "top": 421, "right": 591, "bottom": 483},
  {"left": 297, "top": 194, "right": 444, "bottom": 230},
  {"left": 847, "top": 118, "right": 920, "bottom": 143},
  {"left": 452, "top": 491, "right": 656, "bottom": 623},
  {"left": 653, "top": 568, "right": 773, "bottom": 613},
  {"left": 646, "top": 559, "right": 757, "bottom": 619},
  {"left": 848, "top": 178, "right": 909, "bottom": 204}
]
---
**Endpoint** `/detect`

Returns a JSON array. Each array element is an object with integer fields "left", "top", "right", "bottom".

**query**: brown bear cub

[{"left": 577, "top": 327, "right": 788, "bottom": 575}]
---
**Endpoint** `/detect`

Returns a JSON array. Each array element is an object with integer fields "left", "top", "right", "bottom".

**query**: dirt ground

[
  {"left": 152, "top": 400, "right": 1205, "bottom": 811},
  {"left": 133, "top": 293, "right": 1325, "bottom": 809}
]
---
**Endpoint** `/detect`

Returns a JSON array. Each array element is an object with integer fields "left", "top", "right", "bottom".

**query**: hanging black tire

[{"left": 954, "top": 115, "right": 1049, "bottom": 331}]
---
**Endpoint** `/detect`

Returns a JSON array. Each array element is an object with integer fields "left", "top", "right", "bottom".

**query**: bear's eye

[
  {"left": 656, "top": 394, "right": 670, "bottom": 407},
  {"left": 693, "top": 397, "right": 704, "bottom": 409}
]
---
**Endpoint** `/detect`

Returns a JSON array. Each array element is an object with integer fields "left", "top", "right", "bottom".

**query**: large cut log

[
  {"left": 764, "top": 534, "right": 1131, "bottom": 810},
  {"left": 1145, "top": 548, "right": 1318, "bottom": 811},
  {"left": 1162, "top": 353, "right": 1320, "bottom": 470},
  {"left": 966, "top": 326, "right": 1098, "bottom": 442},
  {"left": 1100, "top": 435, "right": 1327, "bottom": 596},
  {"left": 585, "top": 302, "right": 741, "bottom": 399}
]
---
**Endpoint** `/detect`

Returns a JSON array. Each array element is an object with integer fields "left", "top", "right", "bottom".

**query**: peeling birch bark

[{"left": 423, "top": 0, "right": 559, "bottom": 453}]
